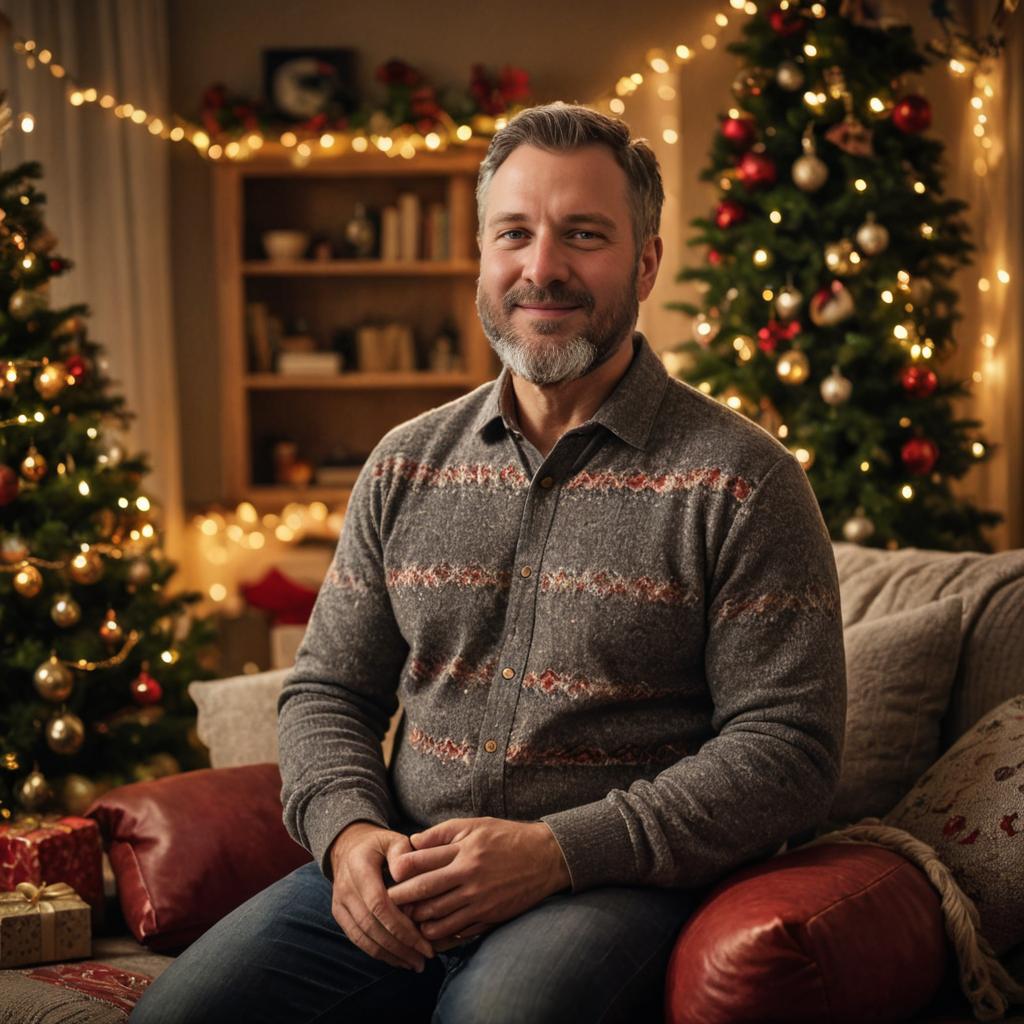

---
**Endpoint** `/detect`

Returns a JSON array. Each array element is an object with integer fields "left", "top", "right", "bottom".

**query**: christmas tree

[
  {"left": 669, "top": 0, "right": 1002, "bottom": 551},
  {"left": 0, "top": 109, "right": 214, "bottom": 820}
]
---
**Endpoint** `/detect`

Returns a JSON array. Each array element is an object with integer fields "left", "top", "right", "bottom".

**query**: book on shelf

[
  {"left": 398, "top": 192, "right": 421, "bottom": 261},
  {"left": 380, "top": 205, "right": 400, "bottom": 262},
  {"left": 245, "top": 302, "right": 273, "bottom": 372},
  {"left": 276, "top": 350, "right": 342, "bottom": 375},
  {"left": 423, "top": 202, "right": 450, "bottom": 261}
]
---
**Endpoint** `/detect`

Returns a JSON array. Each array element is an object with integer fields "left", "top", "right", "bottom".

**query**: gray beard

[{"left": 477, "top": 282, "right": 638, "bottom": 386}]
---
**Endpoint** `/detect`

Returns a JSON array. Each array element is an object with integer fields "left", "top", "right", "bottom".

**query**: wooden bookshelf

[{"left": 212, "top": 145, "right": 495, "bottom": 510}]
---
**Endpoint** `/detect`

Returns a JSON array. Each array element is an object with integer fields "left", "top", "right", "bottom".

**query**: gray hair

[{"left": 475, "top": 102, "right": 664, "bottom": 256}]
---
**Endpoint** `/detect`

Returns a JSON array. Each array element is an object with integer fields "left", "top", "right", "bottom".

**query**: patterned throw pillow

[{"left": 886, "top": 694, "right": 1024, "bottom": 955}]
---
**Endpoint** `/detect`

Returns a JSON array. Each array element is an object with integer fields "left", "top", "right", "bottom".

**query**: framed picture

[{"left": 263, "top": 48, "right": 358, "bottom": 121}]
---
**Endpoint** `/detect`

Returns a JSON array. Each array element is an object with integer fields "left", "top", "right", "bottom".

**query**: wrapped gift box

[
  {"left": 0, "top": 881, "right": 91, "bottom": 967},
  {"left": 0, "top": 816, "right": 104, "bottom": 922}
]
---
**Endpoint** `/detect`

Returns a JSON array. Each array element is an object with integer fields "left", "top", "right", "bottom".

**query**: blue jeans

[{"left": 130, "top": 860, "right": 693, "bottom": 1023}]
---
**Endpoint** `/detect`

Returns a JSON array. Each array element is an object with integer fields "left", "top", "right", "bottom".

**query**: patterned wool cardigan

[{"left": 278, "top": 335, "right": 847, "bottom": 892}]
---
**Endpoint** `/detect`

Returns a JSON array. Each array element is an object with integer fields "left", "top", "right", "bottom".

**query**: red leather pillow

[
  {"left": 87, "top": 764, "right": 312, "bottom": 952},
  {"left": 665, "top": 843, "right": 948, "bottom": 1024}
]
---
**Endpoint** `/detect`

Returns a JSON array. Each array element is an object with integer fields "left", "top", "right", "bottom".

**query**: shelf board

[
  {"left": 242, "top": 259, "right": 479, "bottom": 277},
  {"left": 245, "top": 371, "right": 476, "bottom": 390}
]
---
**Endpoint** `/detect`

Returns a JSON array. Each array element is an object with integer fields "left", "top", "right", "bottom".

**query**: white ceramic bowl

[{"left": 262, "top": 230, "right": 310, "bottom": 261}]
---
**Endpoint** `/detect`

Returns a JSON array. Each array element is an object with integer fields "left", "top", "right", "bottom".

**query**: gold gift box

[{"left": 0, "top": 881, "right": 91, "bottom": 968}]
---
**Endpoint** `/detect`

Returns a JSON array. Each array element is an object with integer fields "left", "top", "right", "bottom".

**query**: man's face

[{"left": 476, "top": 144, "right": 659, "bottom": 386}]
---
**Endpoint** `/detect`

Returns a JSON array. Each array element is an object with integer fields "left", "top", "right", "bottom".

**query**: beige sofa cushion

[
  {"left": 831, "top": 596, "right": 963, "bottom": 823},
  {"left": 834, "top": 543, "right": 1024, "bottom": 745}
]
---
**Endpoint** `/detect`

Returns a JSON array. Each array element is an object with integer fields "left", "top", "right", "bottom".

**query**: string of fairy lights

[{"left": 6, "top": 2, "right": 1016, "bottom": 574}]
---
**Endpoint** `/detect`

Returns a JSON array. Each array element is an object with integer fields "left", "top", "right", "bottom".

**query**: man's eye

[
  {"left": 499, "top": 229, "right": 527, "bottom": 240},
  {"left": 572, "top": 231, "right": 600, "bottom": 240}
]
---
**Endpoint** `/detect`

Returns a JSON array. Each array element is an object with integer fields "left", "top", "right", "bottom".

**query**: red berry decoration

[
  {"left": 707, "top": 249, "right": 723, "bottom": 266},
  {"left": 768, "top": 6, "right": 807, "bottom": 36},
  {"left": 757, "top": 318, "right": 802, "bottom": 354},
  {"left": 48, "top": 258, "right": 67, "bottom": 274},
  {"left": 892, "top": 95, "right": 932, "bottom": 134},
  {"left": 737, "top": 151, "right": 778, "bottom": 189},
  {"left": 130, "top": 669, "right": 163, "bottom": 706},
  {"left": 0, "top": 465, "right": 19, "bottom": 506},
  {"left": 901, "top": 437, "right": 939, "bottom": 475},
  {"left": 901, "top": 365, "right": 938, "bottom": 398},
  {"left": 715, "top": 199, "right": 748, "bottom": 229},
  {"left": 65, "top": 354, "right": 89, "bottom": 381},
  {"left": 721, "top": 115, "right": 756, "bottom": 148}
]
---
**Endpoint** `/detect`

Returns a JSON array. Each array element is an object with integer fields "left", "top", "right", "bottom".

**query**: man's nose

[{"left": 522, "top": 234, "right": 570, "bottom": 288}]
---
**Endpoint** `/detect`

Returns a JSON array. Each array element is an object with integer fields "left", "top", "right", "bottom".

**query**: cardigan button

[
  {"left": 501, "top": 667, "right": 515, "bottom": 679},
  {"left": 539, "top": 476, "right": 555, "bottom": 489},
  {"left": 484, "top": 739, "right": 498, "bottom": 753}
]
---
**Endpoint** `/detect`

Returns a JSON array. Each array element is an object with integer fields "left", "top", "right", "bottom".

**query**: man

[{"left": 132, "top": 102, "right": 845, "bottom": 1023}]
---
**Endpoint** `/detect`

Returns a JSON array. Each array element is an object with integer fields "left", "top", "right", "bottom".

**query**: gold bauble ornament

[
  {"left": 69, "top": 549, "right": 104, "bottom": 585},
  {"left": 34, "top": 362, "right": 67, "bottom": 400},
  {"left": 0, "top": 534, "right": 29, "bottom": 563},
  {"left": 855, "top": 214, "right": 890, "bottom": 256},
  {"left": 34, "top": 654, "right": 74, "bottom": 702},
  {"left": 20, "top": 445, "right": 47, "bottom": 482},
  {"left": 61, "top": 773, "right": 99, "bottom": 815},
  {"left": 776, "top": 349, "right": 811, "bottom": 385},
  {"left": 9, "top": 287, "right": 47, "bottom": 321},
  {"left": 46, "top": 712, "right": 86, "bottom": 756},
  {"left": 842, "top": 510, "right": 876, "bottom": 544},
  {"left": 51, "top": 593, "right": 82, "bottom": 627},
  {"left": 0, "top": 364, "right": 15, "bottom": 398},
  {"left": 820, "top": 365, "right": 853, "bottom": 406},
  {"left": 98, "top": 609, "right": 124, "bottom": 645},
  {"left": 792, "top": 154, "right": 828, "bottom": 192},
  {"left": 16, "top": 770, "right": 52, "bottom": 810},
  {"left": 13, "top": 562, "right": 43, "bottom": 597},
  {"left": 731, "top": 334, "right": 757, "bottom": 363},
  {"left": 775, "top": 286, "right": 804, "bottom": 320},
  {"left": 776, "top": 60, "right": 805, "bottom": 91},
  {"left": 789, "top": 445, "right": 815, "bottom": 470}
]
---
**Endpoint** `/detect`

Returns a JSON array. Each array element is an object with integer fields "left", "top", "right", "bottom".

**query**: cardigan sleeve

[
  {"left": 540, "top": 453, "right": 847, "bottom": 891},
  {"left": 277, "top": 454, "right": 408, "bottom": 878}
]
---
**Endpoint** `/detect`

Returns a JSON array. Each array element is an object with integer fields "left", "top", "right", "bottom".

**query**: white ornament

[
  {"left": 775, "top": 286, "right": 804, "bottom": 320},
  {"left": 820, "top": 365, "right": 853, "bottom": 405},
  {"left": 842, "top": 511, "right": 876, "bottom": 544},
  {"left": 776, "top": 60, "right": 805, "bottom": 91},
  {"left": 856, "top": 214, "right": 890, "bottom": 256}
]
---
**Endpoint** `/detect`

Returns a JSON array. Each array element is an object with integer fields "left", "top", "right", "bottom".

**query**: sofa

[{"left": 2, "top": 541, "right": 1022, "bottom": 1023}]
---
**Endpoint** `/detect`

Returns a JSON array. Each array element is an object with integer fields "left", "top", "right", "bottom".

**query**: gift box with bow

[{"left": 0, "top": 880, "right": 91, "bottom": 967}]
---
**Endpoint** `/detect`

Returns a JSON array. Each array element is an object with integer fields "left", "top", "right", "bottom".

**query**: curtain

[{"left": 0, "top": 0, "right": 185, "bottom": 558}]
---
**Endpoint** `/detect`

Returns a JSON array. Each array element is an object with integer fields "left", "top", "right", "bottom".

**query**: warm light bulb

[
  {"left": 803, "top": 43, "right": 818, "bottom": 57},
  {"left": 860, "top": 461, "right": 870, "bottom": 472},
  {"left": 425, "top": 132, "right": 441, "bottom": 150},
  {"left": 978, "top": 277, "right": 991, "bottom": 293},
  {"left": 675, "top": 45, "right": 692, "bottom": 60},
  {"left": 701, "top": 34, "right": 717, "bottom": 49},
  {"left": 69, "top": 91, "right": 84, "bottom": 106},
  {"left": 78, "top": 481, "right": 90, "bottom": 496},
  {"left": 881, "top": 290, "right": 894, "bottom": 303},
  {"left": 854, "top": 178, "right": 868, "bottom": 191},
  {"left": 353, "top": 135, "right": 370, "bottom": 151},
  {"left": 662, "top": 128, "right": 679, "bottom": 144},
  {"left": 209, "top": 583, "right": 227, "bottom": 602},
  {"left": 900, "top": 484, "right": 915, "bottom": 500},
  {"left": 972, "top": 442, "right": 985, "bottom": 457},
  {"left": 280, "top": 131, "right": 298, "bottom": 147},
  {"left": 19, "top": 113, "right": 35, "bottom": 133},
  {"left": 769, "top": 210, "right": 782, "bottom": 223},
  {"left": 997, "top": 269, "right": 1010, "bottom": 284},
  {"left": 609, "top": 98, "right": 626, "bottom": 115}
]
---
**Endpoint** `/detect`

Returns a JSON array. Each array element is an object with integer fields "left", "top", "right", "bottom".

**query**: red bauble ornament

[
  {"left": 901, "top": 365, "right": 938, "bottom": 398},
  {"left": 768, "top": 6, "right": 808, "bottom": 36},
  {"left": 892, "top": 95, "right": 932, "bottom": 134},
  {"left": 707, "top": 249, "right": 723, "bottom": 265},
  {"left": 757, "top": 318, "right": 802, "bottom": 354},
  {"left": 901, "top": 437, "right": 939, "bottom": 475},
  {"left": 737, "top": 151, "right": 778, "bottom": 189},
  {"left": 0, "top": 465, "right": 19, "bottom": 506},
  {"left": 721, "top": 115, "right": 756, "bottom": 148},
  {"left": 48, "top": 258, "right": 67, "bottom": 274},
  {"left": 715, "top": 199, "right": 748, "bottom": 229},
  {"left": 130, "top": 669, "right": 164, "bottom": 706},
  {"left": 65, "top": 354, "right": 89, "bottom": 381}
]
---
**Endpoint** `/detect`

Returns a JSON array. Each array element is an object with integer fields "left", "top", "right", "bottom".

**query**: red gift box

[{"left": 0, "top": 816, "right": 104, "bottom": 923}]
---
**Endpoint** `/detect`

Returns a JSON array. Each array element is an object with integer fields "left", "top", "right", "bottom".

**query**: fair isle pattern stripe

[
  {"left": 716, "top": 581, "right": 840, "bottom": 621},
  {"left": 409, "top": 655, "right": 496, "bottom": 688},
  {"left": 373, "top": 455, "right": 530, "bottom": 491},
  {"left": 387, "top": 563, "right": 512, "bottom": 591},
  {"left": 506, "top": 739, "right": 691, "bottom": 767},
  {"left": 407, "top": 726, "right": 475, "bottom": 765},
  {"left": 565, "top": 467, "right": 753, "bottom": 502},
  {"left": 521, "top": 668, "right": 675, "bottom": 703},
  {"left": 540, "top": 569, "right": 696, "bottom": 606},
  {"left": 323, "top": 565, "right": 370, "bottom": 592}
]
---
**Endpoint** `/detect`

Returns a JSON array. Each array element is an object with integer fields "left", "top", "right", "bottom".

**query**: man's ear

[{"left": 636, "top": 236, "right": 663, "bottom": 302}]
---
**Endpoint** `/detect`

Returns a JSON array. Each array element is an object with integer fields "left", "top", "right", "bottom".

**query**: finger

[
  {"left": 384, "top": 836, "right": 415, "bottom": 882},
  {"left": 422, "top": 908, "right": 488, "bottom": 943},
  {"left": 389, "top": 845, "right": 459, "bottom": 885},
  {"left": 408, "top": 888, "right": 472, "bottom": 923},
  {"left": 432, "top": 923, "right": 489, "bottom": 952},
  {"left": 350, "top": 859, "right": 434, "bottom": 961},
  {"left": 347, "top": 888, "right": 429, "bottom": 969},
  {"left": 409, "top": 819, "right": 467, "bottom": 849},
  {"left": 387, "top": 863, "right": 461, "bottom": 906},
  {"left": 333, "top": 899, "right": 412, "bottom": 970}
]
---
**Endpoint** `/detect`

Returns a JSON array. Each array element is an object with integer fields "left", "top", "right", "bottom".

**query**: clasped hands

[{"left": 328, "top": 816, "right": 571, "bottom": 972}]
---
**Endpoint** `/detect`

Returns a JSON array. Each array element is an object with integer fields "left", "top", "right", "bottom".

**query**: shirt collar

[{"left": 472, "top": 333, "right": 670, "bottom": 451}]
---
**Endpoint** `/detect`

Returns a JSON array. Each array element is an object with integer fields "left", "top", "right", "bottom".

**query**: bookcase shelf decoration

[{"left": 213, "top": 144, "right": 494, "bottom": 508}]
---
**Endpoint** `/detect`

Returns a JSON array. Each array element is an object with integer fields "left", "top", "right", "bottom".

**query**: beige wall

[{"left": 168, "top": 1, "right": 1021, "bottom": 547}]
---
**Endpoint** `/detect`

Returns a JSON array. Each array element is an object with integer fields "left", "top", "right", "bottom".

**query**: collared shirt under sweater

[{"left": 278, "top": 334, "right": 847, "bottom": 892}]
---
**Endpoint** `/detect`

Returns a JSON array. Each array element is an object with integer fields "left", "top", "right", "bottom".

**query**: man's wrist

[{"left": 534, "top": 822, "right": 572, "bottom": 894}]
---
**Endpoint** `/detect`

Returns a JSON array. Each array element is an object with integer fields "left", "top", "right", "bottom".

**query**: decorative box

[
  {"left": 0, "top": 881, "right": 91, "bottom": 967},
  {"left": 0, "top": 815, "right": 104, "bottom": 921}
]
